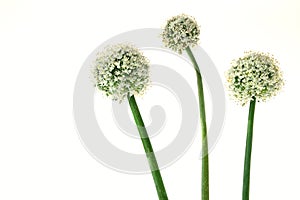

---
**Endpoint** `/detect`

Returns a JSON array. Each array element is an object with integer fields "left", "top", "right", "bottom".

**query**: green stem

[
  {"left": 242, "top": 98, "right": 256, "bottom": 200},
  {"left": 186, "top": 47, "right": 209, "bottom": 200},
  {"left": 128, "top": 94, "right": 168, "bottom": 200}
]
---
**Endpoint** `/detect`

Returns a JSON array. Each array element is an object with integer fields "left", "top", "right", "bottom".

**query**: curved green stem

[
  {"left": 243, "top": 98, "right": 256, "bottom": 200},
  {"left": 186, "top": 47, "right": 209, "bottom": 200},
  {"left": 128, "top": 94, "right": 168, "bottom": 200}
]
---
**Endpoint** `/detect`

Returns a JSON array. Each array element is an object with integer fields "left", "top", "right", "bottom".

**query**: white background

[{"left": 1, "top": 0, "right": 300, "bottom": 199}]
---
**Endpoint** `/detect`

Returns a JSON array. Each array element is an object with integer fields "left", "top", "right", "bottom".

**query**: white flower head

[
  {"left": 162, "top": 14, "right": 200, "bottom": 54},
  {"left": 226, "top": 51, "right": 284, "bottom": 105},
  {"left": 92, "top": 43, "right": 150, "bottom": 102}
]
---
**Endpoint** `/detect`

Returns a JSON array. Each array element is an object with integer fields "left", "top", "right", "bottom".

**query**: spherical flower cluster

[
  {"left": 162, "top": 14, "right": 200, "bottom": 54},
  {"left": 92, "top": 44, "right": 150, "bottom": 102},
  {"left": 226, "top": 51, "right": 284, "bottom": 105}
]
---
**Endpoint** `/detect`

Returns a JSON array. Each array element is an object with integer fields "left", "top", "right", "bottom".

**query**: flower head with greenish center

[
  {"left": 92, "top": 44, "right": 150, "bottom": 102},
  {"left": 162, "top": 14, "right": 200, "bottom": 54},
  {"left": 226, "top": 51, "right": 284, "bottom": 105}
]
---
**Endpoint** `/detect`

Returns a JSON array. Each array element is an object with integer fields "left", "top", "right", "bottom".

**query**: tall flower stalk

[
  {"left": 162, "top": 14, "right": 209, "bottom": 200},
  {"left": 226, "top": 51, "right": 284, "bottom": 200},
  {"left": 92, "top": 44, "right": 168, "bottom": 200}
]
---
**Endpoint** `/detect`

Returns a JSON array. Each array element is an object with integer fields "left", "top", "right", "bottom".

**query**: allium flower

[
  {"left": 162, "top": 14, "right": 200, "bottom": 54},
  {"left": 226, "top": 51, "right": 284, "bottom": 105},
  {"left": 226, "top": 51, "right": 285, "bottom": 200},
  {"left": 92, "top": 44, "right": 150, "bottom": 102},
  {"left": 90, "top": 43, "right": 168, "bottom": 199},
  {"left": 162, "top": 14, "right": 209, "bottom": 199}
]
